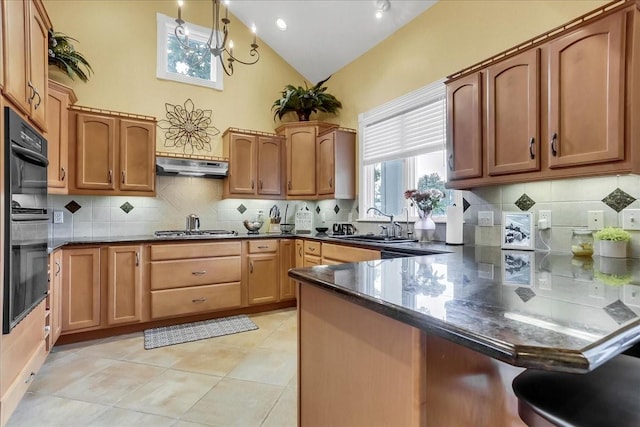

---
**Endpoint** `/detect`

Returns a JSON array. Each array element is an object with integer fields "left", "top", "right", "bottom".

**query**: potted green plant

[
  {"left": 48, "top": 30, "right": 93, "bottom": 82},
  {"left": 594, "top": 227, "right": 631, "bottom": 258},
  {"left": 272, "top": 75, "right": 342, "bottom": 122}
]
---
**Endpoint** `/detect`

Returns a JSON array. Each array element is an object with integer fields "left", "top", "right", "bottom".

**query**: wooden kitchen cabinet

[
  {"left": 61, "top": 247, "right": 101, "bottom": 332},
  {"left": 50, "top": 249, "right": 63, "bottom": 345},
  {"left": 317, "top": 128, "right": 356, "bottom": 199},
  {"left": 223, "top": 128, "right": 284, "bottom": 198},
  {"left": 71, "top": 107, "right": 156, "bottom": 196},
  {"left": 486, "top": 49, "right": 540, "bottom": 176},
  {"left": 106, "top": 245, "right": 142, "bottom": 326},
  {"left": 446, "top": 72, "right": 482, "bottom": 181},
  {"left": 279, "top": 239, "right": 296, "bottom": 301},
  {"left": 547, "top": 11, "right": 625, "bottom": 169},
  {"left": 303, "top": 240, "right": 322, "bottom": 267},
  {"left": 445, "top": 3, "right": 640, "bottom": 189},
  {"left": 247, "top": 240, "right": 279, "bottom": 305},
  {"left": 46, "top": 80, "right": 77, "bottom": 193},
  {"left": 322, "top": 243, "right": 380, "bottom": 264},
  {"left": 2, "top": 0, "right": 50, "bottom": 132},
  {"left": 295, "top": 239, "right": 304, "bottom": 268}
]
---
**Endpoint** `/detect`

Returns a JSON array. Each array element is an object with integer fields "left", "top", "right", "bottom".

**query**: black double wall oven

[{"left": 3, "top": 107, "right": 49, "bottom": 334}]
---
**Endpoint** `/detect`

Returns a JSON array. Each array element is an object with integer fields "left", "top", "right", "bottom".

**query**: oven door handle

[
  {"left": 11, "top": 144, "right": 49, "bottom": 167},
  {"left": 11, "top": 213, "right": 49, "bottom": 222}
]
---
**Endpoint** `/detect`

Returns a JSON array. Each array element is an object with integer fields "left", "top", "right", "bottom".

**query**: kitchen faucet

[{"left": 367, "top": 207, "right": 395, "bottom": 236}]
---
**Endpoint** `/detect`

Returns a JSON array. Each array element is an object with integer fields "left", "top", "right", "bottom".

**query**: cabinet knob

[
  {"left": 550, "top": 133, "right": 558, "bottom": 157},
  {"left": 529, "top": 137, "right": 535, "bottom": 160}
]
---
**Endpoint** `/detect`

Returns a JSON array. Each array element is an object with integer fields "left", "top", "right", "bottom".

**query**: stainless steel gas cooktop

[{"left": 154, "top": 230, "right": 238, "bottom": 238}]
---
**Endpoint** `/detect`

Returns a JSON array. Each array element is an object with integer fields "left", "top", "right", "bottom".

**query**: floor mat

[{"left": 144, "top": 314, "right": 258, "bottom": 350}]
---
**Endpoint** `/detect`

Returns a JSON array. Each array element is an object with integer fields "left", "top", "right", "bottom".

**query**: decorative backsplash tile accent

[
  {"left": 515, "top": 194, "right": 535, "bottom": 211},
  {"left": 334, "top": 204, "right": 340, "bottom": 214},
  {"left": 603, "top": 300, "right": 638, "bottom": 325},
  {"left": 237, "top": 204, "right": 247, "bottom": 214},
  {"left": 515, "top": 287, "right": 535, "bottom": 303},
  {"left": 602, "top": 188, "right": 636, "bottom": 213},
  {"left": 315, "top": 206, "right": 321, "bottom": 214},
  {"left": 120, "top": 202, "right": 134, "bottom": 214},
  {"left": 64, "top": 200, "right": 81, "bottom": 214},
  {"left": 462, "top": 198, "right": 470, "bottom": 212}
]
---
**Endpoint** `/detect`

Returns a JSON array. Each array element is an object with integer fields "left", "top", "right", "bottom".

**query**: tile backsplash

[
  {"left": 50, "top": 174, "right": 640, "bottom": 258},
  {"left": 49, "top": 176, "right": 357, "bottom": 239}
]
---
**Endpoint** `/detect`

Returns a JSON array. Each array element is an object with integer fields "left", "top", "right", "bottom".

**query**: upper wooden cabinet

[
  {"left": 547, "top": 11, "right": 625, "bottom": 169},
  {"left": 446, "top": 73, "right": 482, "bottom": 181},
  {"left": 445, "top": 2, "right": 640, "bottom": 189},
  {"left": 46, "top": 80, "right": 77, "bottom": 194},
  {"left": 316, "top": 128, "right": 356, "bottom": 199},
  {"left": 70, "top": 107, "right": 156, "bottom": 196},
  {"left": 223, "top": 128, "right": 284, "bottom": 199},
  {"left": 486, "top": 49, "right": 540, "bottom": 176},
  {"left": 276, "top": 121, "right": 355, "bottom": 200},
  {"left": 2, "top": 0, "right": 50, "bottom": 132}
]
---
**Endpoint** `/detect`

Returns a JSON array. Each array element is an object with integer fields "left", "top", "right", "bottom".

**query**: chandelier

[{"left": 175, "top": 0, "right": 259, "bottom": 76}]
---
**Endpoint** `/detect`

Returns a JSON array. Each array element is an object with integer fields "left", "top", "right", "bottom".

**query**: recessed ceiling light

[
  {"left": 276, "top": 18, "right": 287, "bottom": 31},
  {"left": 376, "top": 0, "right": 390, "bottom": 19}
]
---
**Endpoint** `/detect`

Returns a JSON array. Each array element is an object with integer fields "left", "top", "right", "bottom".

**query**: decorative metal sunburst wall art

[{"left": 157, "top": 99, "right": 220, "bottom": 154}]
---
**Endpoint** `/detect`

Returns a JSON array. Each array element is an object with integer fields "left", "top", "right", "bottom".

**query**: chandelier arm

[{"left": 224, "top": 46, "right": 260, "bottom": 66}]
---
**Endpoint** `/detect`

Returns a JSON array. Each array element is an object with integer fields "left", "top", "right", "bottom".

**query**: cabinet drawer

[
  {"left": 248, "top": 240, "right": 278, "bottom": 253},
  {"left": 151, "top": 256, "right": 241, "bottom": 290},
  {"left": 304, "top": 241, "right": 322, "bottom": 256},
  {"left": 150, "top": 242, "right": 241, "bottom": 261},
  {"left": 151, "top": 282, "right": 242, "bottom": 319},
  {"left": 322, "top": 243, "right": 380, "bottom": 263}
]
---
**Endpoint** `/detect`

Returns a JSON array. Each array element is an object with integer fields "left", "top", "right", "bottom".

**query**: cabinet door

[
  {"left": 286, "top": 127, "right": 316, "bottom": 196},
  {"left": 228, "top": 133, "right": 257, "bottom": 194},
  {"left": 51, "top": 250, "right": 63, "bottom": 344},
  {"left": 317, "top": 132, "right": 335, "bottom": 195},
  {"left": 446, "top": 73, "right": 482, "bottom": 180},
  {"left": 46, "top": 82, "right": 75, "bottom": 192},
  {"left": 304, "top": 255, "right": 321, "bottom": 267},
  {"left": 2, "top": 0, "right": 30, "bottom": 115},
  {"left": 27, "top": 0, "right": 48, "bottom": 131},
  {"left": 107, "top": 245, "right": 142, "bottom": 326},
  {"left": 76, "top": 113, "right": 117, "bottom": 190},
  {"left": 295, "top": 239, "right": 304, "bottom": 268},
  {"left": 279, "top": 240, "right": 296, "bottom": 300},
  {"left": 486, "top": 49, "right": 540, "bottom": 176},
  {"left": 61, "top": 248, "right": 101, "bottom": 332},
  {"left": 248, "top": 253, "right": 279, "bottom": 305},
  {"left": 257, "top": 136, "right": 282, "bottom": 195},
  {"left": 548, "top": 12, "right": 625, "bottom": 168},
  {"left": 119, "top": 119, "right": 155, "bottom": 192}
]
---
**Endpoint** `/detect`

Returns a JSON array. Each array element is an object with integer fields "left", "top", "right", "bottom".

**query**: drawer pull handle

[
  {"left": 192, "top": 298, "right": 207, "bottom": 303},
  {"left": 60, "top": 167, "right": 66, "bottom": 181},
  {"left": 108, "top": 170, "right": 113, "bottom": 183},
  {"left": 550, "top": 132, "right": 558, "bottom": 157},
  {"left": 192, "top": 271, "right": 206, "bottom": 276},
  {"left": 329, "top": 177, "right": 333, "bottom": 188},
  {"left": 55, "top": 260, "right": 61, "bottom": 275},
  {"left": 25, "top": 372, "right": 35, "bottom": 384},
  {"left": 122, "top": 170, "right": 126, "bottom": 184},
  {"left": 288, "top": 181, "right": 292, "bottom": 190},
  {"left": 135, "top": 252, "right": 140, "bottom": 266},
  {"left": 250, "top": 261, "right": 254, "bottom": 273},
  {"left": 299, "top": 246, "right": 302, "bottom": 256},
  {"left": 308, "top": 247, "right": 315, "bottom": 252},
  {"left": 529, "top": 137, "right": 535, "bottom": 160},
  {"left": 257, "top": 245, "right": 269, "bottom": 249},
  {"left": 448, "top": 153, "right": 454, "bottom": 171}
]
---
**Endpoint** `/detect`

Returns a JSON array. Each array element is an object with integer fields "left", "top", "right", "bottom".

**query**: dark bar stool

[{"left": 512, "top": 354, "right": 640, "bottom": 427}]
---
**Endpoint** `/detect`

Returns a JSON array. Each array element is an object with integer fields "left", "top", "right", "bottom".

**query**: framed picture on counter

[
  {"left": 501, "top": 212, "right": 534, "bottom": 250},
  {"left": 501, "top": 251, "right": 534, "bottom": 286}
]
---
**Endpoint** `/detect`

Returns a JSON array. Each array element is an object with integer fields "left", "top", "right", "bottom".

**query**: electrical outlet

[
  {"left": 622, "top": 209, "right": 640, "bottom": 230},
  {"left": 53, "top": 210, "right": 64, "bottom": 224},
  {"left": 478, "top": 211, "right": 494, "bottom": 227},
  {"left": 538, "top": 210, "right": 552, "bottom": 227},
  {"left": 587, "top": 210, "right": 604, "bottom": 230}
]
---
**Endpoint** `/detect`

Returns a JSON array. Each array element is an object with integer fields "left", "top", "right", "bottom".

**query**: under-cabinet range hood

[{"left": 156, "top": 156, "right": 228, "bottom": 178}]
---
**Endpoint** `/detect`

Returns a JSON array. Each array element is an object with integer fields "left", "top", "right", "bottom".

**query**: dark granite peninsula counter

[{"left": 289, "top": 246, "right": 640, "bottom": 426}]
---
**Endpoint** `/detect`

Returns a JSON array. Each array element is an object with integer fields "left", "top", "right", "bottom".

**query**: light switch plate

[
  {"left": 478, "top": 211, "right": 494, "bottom": 227},
  {"left": 587, "top": 210, "right": 604, "bottom": 230},
  {"left": 622, "top": 209, "right": 640, "bottom": 230}
]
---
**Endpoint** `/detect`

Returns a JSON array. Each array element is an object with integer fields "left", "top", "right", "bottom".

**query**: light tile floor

[{"left": 8, "top": 308, "right": 298, "bottom": 427}]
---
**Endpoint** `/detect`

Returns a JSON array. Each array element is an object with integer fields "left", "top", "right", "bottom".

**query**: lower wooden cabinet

[
  {"left": 322, "top": 243, "right": 380, "bottom": 263},
  {"left": 107, "top": 245, "right": 142, "bottom": 326},
  {"left": 50, "top": 250, "right": 63, "bottom": 345},
  {"left": 303, "top": 241, "right": 322, "bottom": 266},
  {"left": 61, "top": 247, "right": 101, "bottom": 332},
  {"left": 247, "top": 240, "right": 279, "bottom": 305},
  {"left": 295, "top": 239, "right": 304, "bottom": 268},
  {"left": 279, "top": 240, "right": 296, "bottom": 300}
]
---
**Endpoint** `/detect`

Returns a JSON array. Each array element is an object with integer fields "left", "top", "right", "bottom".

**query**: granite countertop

[{"left": 289, "top": 246, "right": 640, "bottom": 373}]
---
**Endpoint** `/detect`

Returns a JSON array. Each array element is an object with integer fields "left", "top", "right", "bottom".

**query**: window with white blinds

[{"left": 360, "top": 80, "right": 446, "bottom": 165}]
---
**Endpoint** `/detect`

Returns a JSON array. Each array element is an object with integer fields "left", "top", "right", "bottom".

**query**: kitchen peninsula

[{"left": 289, "top": 247, "right": 640, "bottom": 426}]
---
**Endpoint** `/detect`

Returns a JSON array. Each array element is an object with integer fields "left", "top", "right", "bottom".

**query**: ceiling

[{"left": 227, "top": 0, "right": 438, "bottom": 83}]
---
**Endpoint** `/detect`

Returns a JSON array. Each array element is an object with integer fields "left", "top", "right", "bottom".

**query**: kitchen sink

[{"left": 332, "top": 234, "right": 417, "bottom": 244}]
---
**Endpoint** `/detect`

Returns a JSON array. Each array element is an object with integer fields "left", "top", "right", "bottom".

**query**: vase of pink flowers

[{"left": 404, "top": 188, "right": 445, "bottom": 242}]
